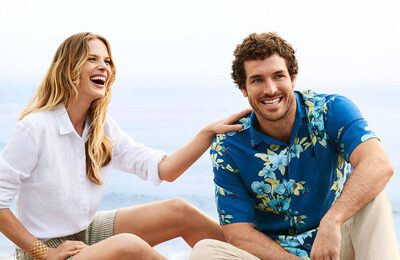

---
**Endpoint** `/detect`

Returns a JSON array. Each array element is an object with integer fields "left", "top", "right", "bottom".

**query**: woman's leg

[
  {"left": 72, "top": 233, "right": 166, "bottom": 260},
  {"left": 114, "top": 198, "right": 225, "bottom": 247}
]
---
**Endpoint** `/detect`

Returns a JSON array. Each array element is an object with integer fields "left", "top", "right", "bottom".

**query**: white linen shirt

[{"left": 0, "top": 106, "right": 165, "bottom": 239}]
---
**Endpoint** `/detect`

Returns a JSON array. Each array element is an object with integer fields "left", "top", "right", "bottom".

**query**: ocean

[{"left": 0, "top": 85, "right": 399, "bottom": 259}]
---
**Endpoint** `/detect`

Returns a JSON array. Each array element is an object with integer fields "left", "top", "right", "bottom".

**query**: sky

[{"left": 0, "top": 0, "right": 399, "bottom": 92}]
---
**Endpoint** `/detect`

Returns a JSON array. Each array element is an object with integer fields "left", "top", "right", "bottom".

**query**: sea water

[{"left": 0, "top": 85, "right": 399, "bottom": 259}]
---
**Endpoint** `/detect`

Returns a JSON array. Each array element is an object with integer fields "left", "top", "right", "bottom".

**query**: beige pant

[{"left": 190, "top": 192, "right": 400, "bottom": 260}]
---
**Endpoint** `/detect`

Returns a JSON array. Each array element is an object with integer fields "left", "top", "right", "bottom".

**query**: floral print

[{"left": 211, "top": 90, "right": 377, "bottom": 257}]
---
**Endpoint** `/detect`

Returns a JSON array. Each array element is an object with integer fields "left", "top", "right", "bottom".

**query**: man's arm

[
  {"left": 310, "top": 138, "right": 393, "bottom": 260},
  {"left": 222, "top": 223, "right": 302, "bottom": 260}
]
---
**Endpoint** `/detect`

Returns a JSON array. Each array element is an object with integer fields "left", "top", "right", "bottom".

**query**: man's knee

[
  {"left": 352, "top": 192, "right": 393, "bottom": 227},
  {"left": 190, "top": 239, "right": 261, "bottom": 260},
  {"left": 342, "top": 192, "right": 400, "bottom": 260},
  {"left": 190, "top": 239, "right": 222, "bottom": 260}
]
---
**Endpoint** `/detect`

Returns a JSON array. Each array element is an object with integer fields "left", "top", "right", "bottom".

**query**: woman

[{"left": 0, "top": 32, "right": 249, "bottom": 259}]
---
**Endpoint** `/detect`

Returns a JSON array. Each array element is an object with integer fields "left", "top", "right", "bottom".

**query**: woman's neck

[{"left": 66, "top": 99, "right": 91, "bottom": 136}]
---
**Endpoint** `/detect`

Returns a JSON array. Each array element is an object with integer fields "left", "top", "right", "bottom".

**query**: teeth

[
  {"left": 262, "top": 98, "right": 281, "bottom": 105},
  {"left": 90, "top": 75, "right": 106, "bottom": 86},
  {"left": 90, "top": 76, "right": 106, "bottom": 82}
]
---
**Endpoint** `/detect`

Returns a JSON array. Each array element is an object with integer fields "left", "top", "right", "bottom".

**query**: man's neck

[{"left": 256, "top": 102, "right": 297, "bottom": 145}]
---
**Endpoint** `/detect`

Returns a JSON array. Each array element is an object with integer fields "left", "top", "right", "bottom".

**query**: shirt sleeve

[
  {"left": 211, "top": 135, "right": 254, "bottom": 225},
  {"left": 326, "top": 95, "right": 378, "bottom": 162},
  {"left": 0, "top": 120, "right": 39, "bottom": 208},
  {"left": 106, "top": 115, "right": 166, "bottom": 185}
]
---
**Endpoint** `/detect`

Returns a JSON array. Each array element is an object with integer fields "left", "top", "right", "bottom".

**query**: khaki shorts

[{"left": 15, "top": 210, "right": 117, "bottom": 260}]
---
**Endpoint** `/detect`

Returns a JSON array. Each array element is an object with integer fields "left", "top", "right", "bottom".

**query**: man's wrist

[
  {"left": 321, "top": 205, "right": 347, "bottom": 226},
  {"left": 281, "top": 252, "right": 301, "bottom": 260}
]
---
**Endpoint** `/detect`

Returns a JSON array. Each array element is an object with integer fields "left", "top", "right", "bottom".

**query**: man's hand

[
  {"left": 42, "top": 240, "right": 87, "bottom": 260},
  {"left": 310, "top": 218, "right": 341, "bottom": 260}
]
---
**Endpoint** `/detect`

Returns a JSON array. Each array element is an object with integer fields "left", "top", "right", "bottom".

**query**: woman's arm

[
  {"left": 0, "top": 208, "right": 87, "bottom": 259},
  {"left": 158, "top": 109, "right": 251, "bottom": 182},
  {"left": 0, "top": 208, "right": 37, "bottom": 252}
]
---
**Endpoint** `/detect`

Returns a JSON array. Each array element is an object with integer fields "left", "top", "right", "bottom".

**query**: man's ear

[{"left": 240, "top": 87, "right": 248, "bottom": 97}]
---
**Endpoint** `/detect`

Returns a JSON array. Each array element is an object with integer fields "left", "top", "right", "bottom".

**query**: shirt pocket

[{"left": 297, "top": 145, "right": 337, "bottom": 224}]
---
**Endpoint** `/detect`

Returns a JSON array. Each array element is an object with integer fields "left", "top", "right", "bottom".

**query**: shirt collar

[
  {"left": 54, "top": 106, "right": 89, "bottom": 141},
  {"left": 249, "top": 91, "right": 306, "bottom": 147}
]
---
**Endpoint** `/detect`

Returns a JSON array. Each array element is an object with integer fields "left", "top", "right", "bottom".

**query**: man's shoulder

[
  {"left": 297, "top": 90, "right": 349, "bottom": 106},
  {"left": 210, "top": 113, "right": 252, "bottom": 161},
  {"left": 297, "top": 90, "right": 355, "bottom": 118},
  {"left": 213, "top": 114, "right": 252, "bottom": 145}
]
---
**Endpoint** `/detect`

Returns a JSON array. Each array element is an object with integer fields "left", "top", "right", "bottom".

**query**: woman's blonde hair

[{"left": 19, "top": 32, "right": 116, "bottom": 185}]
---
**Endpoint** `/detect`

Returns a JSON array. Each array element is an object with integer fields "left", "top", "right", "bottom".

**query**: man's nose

[{"left": 262, "top": 79, "right": 278, "bottom": 96}]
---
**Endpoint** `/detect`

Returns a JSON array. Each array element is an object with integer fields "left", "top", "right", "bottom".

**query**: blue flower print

[
  {"left": 226, "top": 131, "right": 238, "bottom": 136},
  {"left": 313, "top": 96, "right": 326, "bottom": 111},
  {"left": 251, "top": 181, "right": 272, "bottom": 195},
  {"left": 278, "top": 230, "right": 315, "bottom": 258},
  {"left": 240, "top": 117, "right": 251, "bottom": 130},
  {"left": 308, "top": 120, "right": 324, "bottom": 138},
  {"left": 268, "top": 150, "right": 290, "bottom": 174},
  {"left": 361, "top": 126, "right": 376, "bottom": 142},
  {"left": 268, "top": 198, "right": 290, "bottom": 213},
  {"left": 290, "top": 211, "right": 308, "bottom": 229},
  {"left": 275, "top": 179, "right": 296, "bottom": 197},
  {"left": 290, "top": 144, "right": 303, "bottom": 159},
  {"left": 280, "top": 237, "right": 301, "bottom": 248},
  {"left": 301, "top": 91, "right": 329, "bottom": 147},
  {"left": 259, "top": 166, "right": 276, "bottom": 179},
  {"left": 286, "top": 247, "right": 309, "bottom": 258},
  {"left": 218, "top": 209, "right": 234, "bottom": 224},
  {"left": 226, "top": 117, "right": 251, "bottom": 136}
]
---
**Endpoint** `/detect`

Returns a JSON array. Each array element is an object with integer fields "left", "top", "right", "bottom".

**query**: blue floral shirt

[{"left": 211, "top": 90, "right": 377, "bottom": 258}]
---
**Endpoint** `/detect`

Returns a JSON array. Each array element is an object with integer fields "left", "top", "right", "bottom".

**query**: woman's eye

[
  {"left": 87, "top": 57, "right": 96, "bottom": 62},
  {"left": 105, "top": 60, "right": 112, "bottom": 65}
]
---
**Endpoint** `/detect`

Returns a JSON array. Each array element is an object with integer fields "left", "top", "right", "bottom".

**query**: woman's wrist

[{"left": 27, "top": 240, "right": 49, "bottom": 260}]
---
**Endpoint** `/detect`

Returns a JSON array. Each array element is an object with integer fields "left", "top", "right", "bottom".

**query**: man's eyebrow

[
  {"left": 273, "top": 70, "right": 285, "bottom": 74},
  {"left": 248, "top": 74, "right": 262, "bottom": 79}
]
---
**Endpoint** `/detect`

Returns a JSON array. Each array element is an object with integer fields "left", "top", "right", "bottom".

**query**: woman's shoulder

[
  {"left": 17, "top": 109, "right": 57, "bottom": 133},
  {"left": 104, "top": 113, "right": 124, "bottom": 134}
]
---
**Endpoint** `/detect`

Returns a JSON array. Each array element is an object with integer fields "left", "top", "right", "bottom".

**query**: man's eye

[
  {"left": 252, "top": 78, "right": 262, "bottom": 84},
  {"left": 275, "top": 74, "right": 284, "bottom": 79}
]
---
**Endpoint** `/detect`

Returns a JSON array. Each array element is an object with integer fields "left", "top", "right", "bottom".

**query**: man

[{"left": 190, "top": 32, "right": 399, "bottom": 260}]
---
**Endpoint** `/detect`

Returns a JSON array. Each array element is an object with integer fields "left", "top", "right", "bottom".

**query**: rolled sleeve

[
  {"left": 0, "top": 121, "right": 38, "bottom": 208},
  {"left": 214, "top": 180, "right": 255, "bottom": 225},
  {"left": 211, "top": 139, "right": 254, "bottom": 225},
  {"left": 340, "top": 119, "right": 378, "bottom": 161},
  {"left": 106, "top": 116, "right": 166, "bottom": 185},
  {"left": 326, "top": 95, "right": 378, "bottom": 161}
]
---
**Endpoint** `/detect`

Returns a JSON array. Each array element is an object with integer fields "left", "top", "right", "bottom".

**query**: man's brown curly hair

[{"left": 231, "top": 32, "right": 298, "bottom": 89}]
